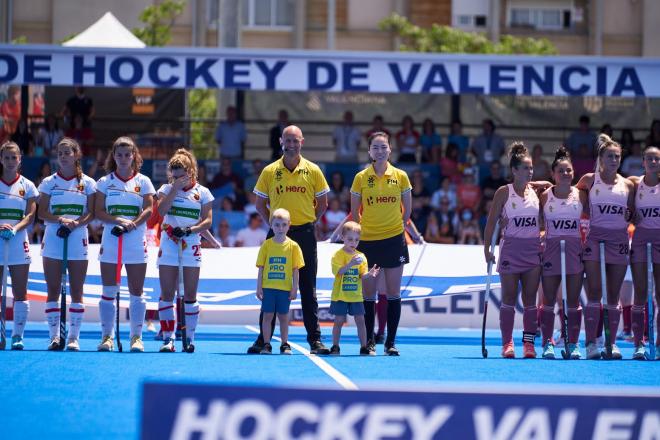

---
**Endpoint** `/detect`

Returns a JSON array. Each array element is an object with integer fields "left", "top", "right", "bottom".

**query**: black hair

[
  {"left": 367, "top": 131, "right": 390, "bottom": 145},
  {"left": 551, "top": 146, "right": 572, "bottom": 172},
  {"left": 508, "top": 141, "right": 530, "bottom": 170}
]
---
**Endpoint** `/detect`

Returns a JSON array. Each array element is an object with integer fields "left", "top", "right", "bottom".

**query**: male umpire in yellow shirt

[{"left": 248, "top": 125, "right": 331, "bottom": 354}]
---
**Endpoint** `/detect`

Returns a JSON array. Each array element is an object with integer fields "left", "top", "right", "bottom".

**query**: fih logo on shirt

[
  {"left": 268, "top": 256, "right": 287, "bottom": 280},
  {"left": 341, "top": 268, "right": 359, "bottom": 291}
]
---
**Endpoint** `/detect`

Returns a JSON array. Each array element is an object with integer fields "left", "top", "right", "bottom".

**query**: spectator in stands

[
  {"left": 424, "top": 212, "right": 455, "bottom": 244},
  {"left": 435, "top": 196, "right": 459, "bottom": 232},
  {"left": 64, "top": 114, "right": 93, "bottom": 156},
  {"left": 600, "top": 123, "right": 614, "bottom": 139},
  {"left": 447, "top": 120, "right": 470, "bottom": 164},
  {"left": 645, "top": 119, "right": 660, "bottom": 147},
  {"left": 243, "top": 191, "right": 259, "bottom": 220},
  {"left": 441, "top": 143, "right": 461, "bottom": 184},
  {"left": 395, "top": 115, "right": 420, "bottom": 163},
  {"left": 38, "top": 114, "right": 63, "bottom": 159},
  {"left": 471, "top": 119, "right": 505, "bottom": 183},
  {"left": 431, "top": 177, "right": 457, "bottom": 211},
  {"left": 220, "top": 196, "right": 234, "bottom": 212},
  {"left": 531, "top": 144, "right": 551, "bottom": 181},
  {"left": 321, "top": 197, "right": 347, "bottom": 240},
  {"left": 481, "top": 161, "right": 507, "bottom": 202},
  {"left": 566, "top": 114, "right": 597, "bottom": 157},
  {"left": 572, "top": 143, "right": 595, "bottom": 182},
  {"left": 365, "top": 114, "right": 391, "bottom": 141},
  {"left": 62, "top": 86, "right": 94, "bottom": 129},
  {"left": 420, "top": 118, "right": 442, "bottom": 163},
  {"left": 456, "top": 169, "right": 482, "bottom": 212},
  {"left": 333, "top": 110, "right": 361, "bottom": 163},
  {"left": 410, "top": 197, "right": 430, "bottom": 238},
  {"left": 215, "top": 105, "right": 246, "bottom": 159},
  {"left": 620, "top": 142, "right": 644, "bottom": 177},
  {"left": 457, "top": 208, "right": 483, "bottom": 245},
  {"left": 210, "top": 157, "right": 246, "bottom": 209},
  {"left": 411, "top": 170, "right": 431, "bottom": 207},
  {"left": 328, "top": 171, "right": 350, "bottom": 211},
  {"left": 235, "top": 212, "right": 267, "bottom": 247},
  {"left": 0, "top": 85, "right": 20, "bottom": 142},
  {"left": 197, "top": 163, "right": 211, "bottom": 187},
  {"left": 269, "top": 109, "right": 289, "bottom": 161},
  {"left": 217, "top": 219, "right": 236, "bottom": 247},
  {"left": 619, "top": 128, "right": 635, "bottom": 155},
  {"left": 244, "top": 159, "right": 265, "bottom": 193},
  {"left": 86, "top": 148, "right": 107, "bottom": 181},
  {"left": 10, "top": 118, "right": 33, "bottom": 155}
]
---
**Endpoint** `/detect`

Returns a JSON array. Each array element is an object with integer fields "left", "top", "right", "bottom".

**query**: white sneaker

[
  {"left": 586, "top": 342, "right": 601, "bottom": 360},
  {"left": 97, "top": 335, "right": 114, "bottom": 352},
  {"left": 66, "top": 338, "right": 80, "bottom": 351},
  {"left": 568, "top": 343, "right": 582, "bottom": 360},
  {"left": 632, "top": 344, "right": 646, "bottom": 360},
  {"left": 601, "top": 344, "right": 622, "bottom": 360},
  {"left": 130, "top": 336, "right": 144, "bottom": 353},
  {"left": 159, "top": 337, "right": 175, "bottom": 353}
]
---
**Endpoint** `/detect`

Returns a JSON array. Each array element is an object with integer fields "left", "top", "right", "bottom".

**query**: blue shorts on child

[
  {"left": 261, "top": 288, "right": 291, "bottom": 314},
  {"left": 330, "top": 300, "right": 365, "bottom": 316}
]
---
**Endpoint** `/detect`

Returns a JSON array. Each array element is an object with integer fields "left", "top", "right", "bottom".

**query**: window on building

[
  {"left": 454, "top": 14, "right": 486, "bottom": 28},
  {"left": 509, "top": 7, "right": 571, "bottom": 30},
  {"left": 242, "top": 0, "right": 294, "bottom": 28},
  {"left": 474, "top": 15, "right": 487, "bottom": 27}
]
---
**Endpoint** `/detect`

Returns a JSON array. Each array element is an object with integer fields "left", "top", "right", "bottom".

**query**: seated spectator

[
  {"left": 321, "top": 197, "right": 347, "bottom": 240},
  {"left": 215, "top": 105, "right": 246, "bottom": 159},
  {"left": 447, "top": 120, "right": 470, "bottom": 164},
  {"left": 269, "top": 109, "right": 289, "bottom": 161},
  {"left": 619, "top": 128, "right": 635, "bottom": 158},
  {"left": 395, "top": 115, "right": 420, "bottom": 163},
  {"left": 600, "top": 123, "right": 613, "bottom": 138},
  {"left": 411, "top": 169, "right": 431, "bottom": 207},
  {"left": 457, "top": 170, "right": 482, "bottom": 212},
  {"left": 566, "top": 114, "right": 597, "bottom": 157},
  {"left": 217, "top": 219, "right": 236, "bottom": 247},
  {"left": 86, "top": 148, "right": 107, "bottom": 181},
  {"left": 471, "top": 119, "right": 505, "bottom": 184},
  {"left": 244, "top": 159, "right": 264, "bottom": 193},
  {"left": 365, "top": 114, "right": 391, "bottom": 141},
  {"left": 435, "top": 196, "right": 458, "bottom": 232},
  {"left": 410, "top": 197, "right": 430, "bottom": 237},
  {"left": 572, "top": 143, "right": 595, "bottom": 182},
  {"left": 328, "top": 171, "right": 350, "bottom": 211},
  {"left": 620, "top": 142, "right": 644, "bottom": 177},
  {"left": 10, "top": 118, "right": 33, "bottom": 155},
  {"left": 645, "top": 119, "right": 660, "bottom": 148},
  {"left": 243, "top": 192, "right": 259, "bottom": 221},
  {"left": 441, "top": 143, "right": 461, "bottom": 184},
  {"left": 425, "top": 212, "right": 455, "bottom": 244},
  {"left": 333, "top": 110, "right": 361, "bottom": 163},
  {"left": 457, "top": 209, "right": 483, "bottom": 244},
  {"left": 431, "top": 177, "right": 457, "bottom": 211},
  {"left": 420, "top": 118, "right": 442, "bottom": 163},
  {"left": 65, "top": 114, "right": 93, "bottom": 156},
  {"left": 531, "top": 144, "right": 551, "bottom": 181},
  {"left": 210, "top": 157, "right": 246, "bottom": 209},
  {"left": 37, "top": 114, "right": 63, "bottom": 159},
  {"left": 235, "top": 213, "right": 267, "bottom": 247},
  {"left": 197, "top": 164, "right": 211, "bottom": 187},
  {"left": 220, "top": 196, "right": 235, "bottom": 212},
  {"left": 481, "top": 161, "right": 507, "bottom": 202}
]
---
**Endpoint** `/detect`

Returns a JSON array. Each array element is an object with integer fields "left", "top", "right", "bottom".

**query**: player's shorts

[
  {"left": 542, "top": 236, "right": 583, "bottom": 276},
  {"left": 99, "top": 227, "right": 148, "bottom": 264},
  {"left": 2, "top": 230, "right": 31, "bottom": 266},
  {"left": 582, "top": 226, "right": 629, "bottom": 265},
  {"left": 357, "top": 233, "right": 409, "bottom": 269},
  {"left": 630, "top": 227, "right": 660, "bottom": 264},
  {"left": 41, "top": 224, "right": 89, "bottom": 261},
  {"left": 497, "top": 237, "right": 541, "bottom": 274},
  {"left": 157, "top": 234, "right": 202, "bottom": 268},
  {"left": 330, "top": 300, "right": 365, "bottom": 316},
  {"left": 261, "top": 288, "right": 291, "bottom": 314}
]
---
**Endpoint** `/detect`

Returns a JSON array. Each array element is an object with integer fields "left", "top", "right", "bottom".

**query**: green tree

[
  {"left": 380, "top": 13, "right": 557, "bottom": 55},
  {"left": 133, "top": 0, "right": 187, "bottom": 47}
]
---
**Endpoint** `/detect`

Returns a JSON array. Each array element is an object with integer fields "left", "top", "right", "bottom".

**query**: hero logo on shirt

[
  {"left": 366, "top": 196, "right": 374, "bottom": 206},
  {"left": 376, "top": 196, "right": 397, "bottom": 204}
]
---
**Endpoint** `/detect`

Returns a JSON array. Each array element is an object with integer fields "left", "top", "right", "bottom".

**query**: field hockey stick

[
  {"left": 600, "top": 241, "right": 612, "bottom": 359},
  {"left": 115, "top": 234, "right": 123, "bottom": 352},
  {"left": 0, "top": 241, "right": 9, "bottom": 350},
  {"left": 647, "top": 243, "right": 655, "bottom": 361},
  {"left": 481, "top": 222, "right": 499, "bottom": 359},
  {"left": 559, "top": 240, "right": 570, "bottom": 359},
  {"left": 177, "top": 240, "right": 193, "bottom": 353},
  {"left": 57, "top": 237, "right": 69, "bottom": 350}
]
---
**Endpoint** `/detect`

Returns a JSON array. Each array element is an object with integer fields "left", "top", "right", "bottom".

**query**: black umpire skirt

[{"left": 357, "top": 233, "right": 409, "bottom": 269}]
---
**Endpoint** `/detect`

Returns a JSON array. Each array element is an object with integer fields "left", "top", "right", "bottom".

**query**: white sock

[
  {"left": 12, "top": 300, "right": 29, "bottom": 337},
  {"left": 68, "top": 303, "right": 84, "bottom": 339},
  {"left": 45, "top": 301, "right": 60, "bottom": 339},
  {"left": 184, "top": 301, "right": 200, "bottom": 342},
  {"left": 158, "top": 300, "right": 176, "bottom": 339},
  {"left": 99, "top": 286, "right": 116, "bottom": 338},
  {"left": 129, "top": 294, "right": 147, "bottom": 339}
]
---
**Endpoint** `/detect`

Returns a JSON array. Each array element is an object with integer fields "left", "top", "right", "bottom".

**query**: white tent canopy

[{"left": 62, "top": 11, "right": 146, "bottom": 48}]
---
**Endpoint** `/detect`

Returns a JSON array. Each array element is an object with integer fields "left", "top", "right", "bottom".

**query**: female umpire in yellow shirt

[{"left": 351, "top": 131, "right": 412, "bottom": 355}]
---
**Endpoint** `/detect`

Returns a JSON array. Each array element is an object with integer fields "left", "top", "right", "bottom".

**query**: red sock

[
  {"left": 585, "top": 302, "right": 601, "bottom": 344},
  {"left": 605, "top": 304, "right": 621, "bottom": 342},
  {"left": 622, "top": 305, "right": 632, "bottom": 333},
  {"left": 540, "top": 305, "right": 555, "bottom": 344},
  {"left": 500, "top": 304, "right": 515, "bottom": 345},
  {"left": 631, "top": 305, "right": 645, "bottom": 346},
  {"left": 567, "top": 307, "right": 582, "bottom": 344},
  {"left": 376, "top": 294, "right": 387, "bottom": 336}
]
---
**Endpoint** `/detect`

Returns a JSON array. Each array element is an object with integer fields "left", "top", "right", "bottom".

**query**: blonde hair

[
  {"left": 271, "top": 208, "right": 291, "bottom": 223},
  {"left": 105, "top": 136, "right": 143, "bottom": 174},
  {"left": 56, "top": 137, "right": 83, "bottom": 181},
  {"left": 342, "top": 221, "right": 362, "bottom": 235},
  {"left": 595, "top": 133, "right": 622, "bottom": 173},
  {"left": 0, "top": 141, "right": 21, "bottom": 176},
  {"left": 168, "top": 148, "right": 198, "bottom": 183}
]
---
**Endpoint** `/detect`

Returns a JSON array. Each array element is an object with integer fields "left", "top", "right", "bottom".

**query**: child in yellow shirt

[
  {"left": 330, "top": 221, "right": 380, "bottom": 355},
  {"left": 256, "top": 208, "right": 304, "bottom": 354}
]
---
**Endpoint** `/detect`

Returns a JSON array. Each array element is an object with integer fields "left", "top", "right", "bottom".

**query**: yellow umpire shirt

[
  {"left": 350, "top": 162, "right": 412, "bottom": 241},
  {"left": 253, "top": 156, "right": 329, "bottom": 226}
]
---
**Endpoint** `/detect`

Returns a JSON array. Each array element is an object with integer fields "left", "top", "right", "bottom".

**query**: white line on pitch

[{"left": 245, "top": 325, "right": 358, "bottom": 390}]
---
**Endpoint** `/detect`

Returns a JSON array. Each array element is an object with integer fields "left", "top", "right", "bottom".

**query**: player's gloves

[
  {"left": 56, "top": 225, "right": 72, "bottom": 238},
  {"left": 111, "top": 225, "right": 126, "bottom": 237},
  {"left": 172, "top": 226, "right": 192, "bottom": 238},
  {"left": 0, "top": 228, "right": 15, "bottom": 240}
]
